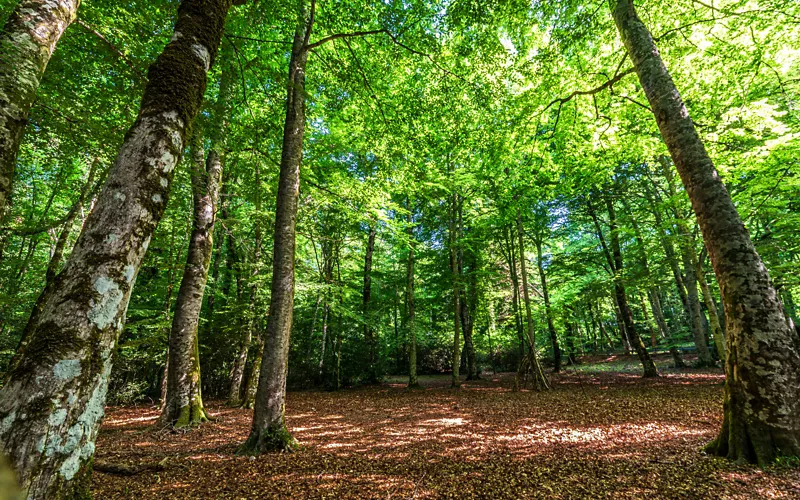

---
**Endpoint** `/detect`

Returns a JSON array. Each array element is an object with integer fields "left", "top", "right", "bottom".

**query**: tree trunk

[
  {"left": 159, "top": 127, "right": 223, "bottom": 428},
  {"left": 241, "top": 334, "right": 262, "bottom": 409},
  {"left": 503, "top": 225, "right": 526, "bottom": 358},
  {"left": 461, "top": 245, "right": 478, "bottom": 380},
  {"left": 406, "top": 205, "right": 418, "bottom": 388},
  {"left": 611, "top": 0, "right": 800, "bottom": 463},
  {"left": 0, "top": 0, "right": 80, "bottom": 217},
  {"left": 696, "top": 255, "right": 727, "bottom": 362},
  {"left": 590, "top": 300, "right": 614, "bottom": 350},
  {"left": 362, "top": 225, "right": 377, "bottom": 383},
  {"left": 514, "top": 208, "right": 550, "bottom": 391},
  {"left": 226, "top": 241, "right": 251, "bottom": 407},
  {"left": 603, "top": 195, "right": 658, "bottom": 377},
  {"left": 0, "top": 1, "right": 232, "bottom": 495},
  {"left": 240, "top": 25, "right": 308, "bottom": 455},
  {"left": 661, "top": 158, "right": 715, "bottom": 366},
  {"left": 449, "top": 193, "right": 461, "bottom": 388},
  {"left": 535, "top": 238, "right": 561, "bottom": 372}
]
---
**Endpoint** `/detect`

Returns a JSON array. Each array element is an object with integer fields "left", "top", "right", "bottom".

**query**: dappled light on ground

[{"left": 94, "top": 358, "right": 800, "bottom": 498}]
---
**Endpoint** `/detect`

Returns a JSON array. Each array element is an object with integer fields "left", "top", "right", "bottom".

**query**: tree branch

[{"left": 75, "top": 19, "right": 145, "bottom": 82}]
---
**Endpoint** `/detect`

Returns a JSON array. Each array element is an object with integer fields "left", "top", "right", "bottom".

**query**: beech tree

[
  {"left": 610, "top": 0, "right": 800, "bottom": 463},
  {"left": 0, "top": 0, "right": 80, "bottom": 217},
  {"left": 0, "top": 0, "right": 234, "bottom": 495}
]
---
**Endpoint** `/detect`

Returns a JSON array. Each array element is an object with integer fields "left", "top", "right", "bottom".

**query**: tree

[
  {"left": 514, "top": 208, "right": 550, "bottom": 391},
  {"left": 159, "top": 126, "right": 223, "bottom": 428},
  {"left": 362, "top": 224, "right": 377, "bottom": 383},
  {"left": 0, "top": 0, "right": 234, "bottom": 495},
  {"left": 610, "top": 0, "right": 800, "bottom": 463},
  {"left": 0, "top": 0, "right": 80, "bottom": 217},
  {"left": 239, "top": 21, "right": 308, "bottom": 454}
]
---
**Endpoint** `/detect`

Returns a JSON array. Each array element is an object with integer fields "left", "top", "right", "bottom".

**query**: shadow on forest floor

[{"left": 94, "top": 354, "right": 800, "bottom": 499}]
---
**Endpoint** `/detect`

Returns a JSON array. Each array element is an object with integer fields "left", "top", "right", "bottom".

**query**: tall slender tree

[
  {"left": 159, "top": 126, "right": 223, "bottom": 428},
  {"left": 611, "top": 0, "right": 800, "bottom": 463}
]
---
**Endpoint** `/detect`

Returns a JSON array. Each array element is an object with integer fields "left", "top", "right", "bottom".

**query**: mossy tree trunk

[
  {"left": 406, "top": 204, "right": 418, "bottom": 388},
  {"left": 611, "top": 0, "right": 800, "bottom": 464},
  {"left": 0, "top": 0, "right": 232, "bottom": 495},
  {"left": 362, "top": 225, "right": 378, "bottom": 383},
  {"left": 0, "top": 0, "right": 80, "bottom": 218},
  {"left": 159, "top": 126, "right": 223, "bottom": 428},
  {"left": 239, "top": 23, "right": 309, "bottom": 454}
]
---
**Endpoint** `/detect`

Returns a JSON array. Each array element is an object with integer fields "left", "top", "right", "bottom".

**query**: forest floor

[{"left": 93, "top": 354, "right": 800, "bottom": 499}]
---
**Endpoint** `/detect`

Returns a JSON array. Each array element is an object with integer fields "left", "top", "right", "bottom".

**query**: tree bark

[
  {"left": 611, "top": 0, "right": 800, "bottom": 464},
  {"left": 0, "top": 1, "right": 232, "bottom": 495},
  {"left": 514, "top": 208, "right": 550, "bottom": 391},
  {"left": 535, "top": 238, "right": 561, "bottom": 372},
  {"left": 406, "top": 204, "right": 418, "bottom": 388},
  {"left": 603, "top": 195, "right": 659, "bottom": 377},
  {"left": 449, "top": 193, "right": 461, "bottom": 388},
  {"left": 0, "top": 0, "right": 80, "bottom": 217},
  {"left": 362, "top": 225, "right": 377, "bottom": 383},
  {"left": 240, "top": 24, "right": 308, "bottom": 454},
  {"left": 159, "top": 126, "right": 222, "bottom": 428}
]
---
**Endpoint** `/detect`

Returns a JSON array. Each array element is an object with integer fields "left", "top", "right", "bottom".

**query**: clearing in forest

[{"left": 93, "top": 356, "right": 800, "bottom": 499}]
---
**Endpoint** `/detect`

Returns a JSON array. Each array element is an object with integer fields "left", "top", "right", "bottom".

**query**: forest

[{"left": 0, "top": 0, "right": 799, "bottom": 498}]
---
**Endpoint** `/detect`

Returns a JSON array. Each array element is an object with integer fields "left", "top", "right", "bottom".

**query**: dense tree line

[{"left": 0, "top": 0, "right": 798, "bottom": 496}]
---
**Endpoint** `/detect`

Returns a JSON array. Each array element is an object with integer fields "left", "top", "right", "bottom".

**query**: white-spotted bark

[
  {"left": 159, "top": 129, "right": 222, "bottom": 428},
  {"left": 0, "top": 0, "right": 80, "bottom": 217},
  {"left": 611, "top": 0, "right": 800, "bottom": 464},
  {"left": 0, "top": 1, "right": 233, "bottom": 496}
]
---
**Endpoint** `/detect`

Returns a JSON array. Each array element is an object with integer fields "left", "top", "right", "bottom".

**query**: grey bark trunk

[
  {"left": 240, "top": 26, "right": 308, "bottom": 454},
  {"left": 406, "top": 205, "right": 418, "bottom": 388},
  {"left": 535, "top": 238, "right": 561, "bottom": 372},
  {"left": 159, "top": 127, "right": 223, "bottom": 428},
  {"left": 514, "top": 208, "right": 550, "bottom": 391},
  {"left": 611, "top": 0, "right": 800, "bottom": 464},
  {"left": 0, "top": 1, "right": 232, "bottom": 495},
  {"left": 0, "top": 0, "right": 80, "bottom": 217},
  {"left": 362, "top": 225, "right": 377, "bottom": 383},
  {"left": 449, "top": 193, "right": 461, "bottom": 388}
]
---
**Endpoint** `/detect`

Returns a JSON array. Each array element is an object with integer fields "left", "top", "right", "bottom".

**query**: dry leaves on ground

[{"left": 93, "top": 355, "right": 800, "bottom": 499}]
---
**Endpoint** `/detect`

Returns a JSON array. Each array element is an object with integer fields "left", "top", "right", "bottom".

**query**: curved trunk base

[
  {"left": 160, "top": 400, "right": 210, "bottom": 429},
  {"left": 705, "top": 385, "right": 800, "bottom": 466},
  {"left": 237, "top": 425, "right": 297, "bottom": 455},
  {"left": 670, "top": 347, "right": 687, "bottom": 369}
]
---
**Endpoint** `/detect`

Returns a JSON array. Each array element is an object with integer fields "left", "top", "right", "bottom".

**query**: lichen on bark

[
  {"left": 0, "top": 0, "right": 235, "bottom": 496},
  {"left": 610, "top": 0, "right": 800, "bottom": 464}
]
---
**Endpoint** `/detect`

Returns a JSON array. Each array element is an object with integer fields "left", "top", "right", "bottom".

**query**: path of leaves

[{"left": 93, "top": 356, "right": 800, "bottom": 499}]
